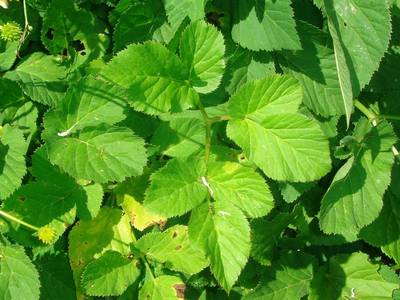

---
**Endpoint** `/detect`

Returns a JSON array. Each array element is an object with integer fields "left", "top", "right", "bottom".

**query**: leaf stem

[
  {"left": 17, "top": 0, "right": 31, "bottom": 54},
  {"left": 353, "top": 99, "right": 376, "bottom": 121},
  {"left": 379, "top": 114, "right": 400, "bottom": 121},
  {"left": 0, "top": 209, "right": 39, "bottom": 231}
]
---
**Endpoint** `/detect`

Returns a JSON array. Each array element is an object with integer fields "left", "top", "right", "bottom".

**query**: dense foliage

[{"left": 0, "top": 0, "right": 400, "bottom": 299}]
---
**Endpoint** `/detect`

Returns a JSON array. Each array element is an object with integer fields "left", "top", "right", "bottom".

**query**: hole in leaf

[
  {"left": 71, "top": 40, "right": 85, "bottom": 52},
  {"left": 172, "top": 231, "right": 178, "bottom": 238},
  {"left": 45, "top": 28, "right": 54, "bottom": 40}
]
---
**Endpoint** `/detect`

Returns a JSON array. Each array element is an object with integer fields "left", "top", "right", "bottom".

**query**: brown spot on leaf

[
  {"left": 18, "top": 196, "right": 26, "bottom": 202},
  {"left": 175, "top": 245, "right": 182, "bottom": 251},
  {"left": 173, "top": 283, "right": 186, "bottom": 298},
  {"left": 172, "top": 231, "right": 178, "bottom": 238}
]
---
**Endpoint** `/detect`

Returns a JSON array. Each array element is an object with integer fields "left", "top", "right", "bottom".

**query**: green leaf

[
  {"left": 43, "top": 76, "right": 127, "bottom": 137},
  {"left": 283, "top": 21, "right": 345, "bottom": 117},
  {"left": 164, "top": 0, "right": 206, "bottom": 30},
  {"left": 278, "top": 181, "right": 315, "bottom": 203},
  {"left": 44, "top": 125, "right": 146, "bottom": 183},
  {"left": 1, "top": 100, "right": 38, "bottom": 143},
  {"left": 0, "top": 125, "right": 27, "bottom": 200},
  {"left": 251, "top": 213, "right": 291, "bottom": 265},
  {"left": 309, "top": 253, "right": 398, "bottom": 300},
  {"left": 69, "top": 207, "right": 135, "bottom": 298},
  {"left": 41, "top": 0, "right": 108, "bottom": 60},
  {"left": 0, "top": 40, "right": 17, "bottom": 72},
  {"left": 100, "top": 41, "right": 199, "bottom": 115},
  {"left": 136, "top": 225, "right": 208, "bottom": 275},
  {"left": 3, "top": 148, "right": 80, "bottom": 246},
  {"left": 144, "top": 158, "right": 207, "bottom": 218},
  {"left": 4, "top": 52, "right": 67, "bottom": 107},
  {"left": 81, "top": 251, "right": 141, "bottom": 297},
  {"left": 0, "top": 243, "right": 40, "bottom": 300},
  {"left": 180, "top": 20, "right": 225, "bottom": 94},
  {"left": 207, "top": 161, "right": 274, "bottom": 218},
  {"left": 243, "top": 252, "right": 315, "bottom": 300},
  {"left": 0, "top": 78, "right": 23, "bottom": 108},
  {"left": 232, "top": 0, "right": 301, "bottom": 51},
  {"left": 77, "top": 183, "right": 104, "bottom": 221},
  {"left": 225, "top": 49, "right": 275, "bottom": 95},
  {"left": 139, "top": 275, "right": 185, "bottom": 300},
  {"left": 360, "top": 164, "right": 400, "bottom": 264},
  {"left": 189, "top": 201, "right": 250, "bottom": 291},
  {"left": 113, "top": 0, "right": 165, "bottom": 52},
  {"left": 324, "top": 0, "right": 392, "bottom": 125},
  {"left": 151, "top": 117, "right": 205, "bottom": 158},
  {"left": 227, "top": 75, "right": 331, "bottom": 182},
  {"left": 35, "top": 253, "right": 76, "bottom": 300},
  {"left": 319, "top": 120, "right": 396, "bottom": 238}
]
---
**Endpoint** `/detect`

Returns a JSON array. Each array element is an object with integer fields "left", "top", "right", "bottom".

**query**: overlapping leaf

[
  {"left": 227, "top": 75, "right": 331, "bottom": 182},
  {"left": 189, "top": 201, "right": 250, "bottom": 291},
  {"left": 0, "top": 125, "right": 27, "bottom": 200},
  {"left": 100, "top": 41, "right": 199, "bottom": 115},
  {"left": 232, "top": 0, "right": 301, "bottom": 51},
  {"left": 319, "top": 120, "right": 396, "bottom": 238}
]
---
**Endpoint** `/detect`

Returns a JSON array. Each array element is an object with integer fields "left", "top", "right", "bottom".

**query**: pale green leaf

[
  {"left": 0, "top": 125, "right": 27, "bottom": 200},
  {"left": 309, "top": 253, "right": 397, "bottom": 300},
  {"left": 144, "top": 158, "right": 207, "bottom": 217},
  {"left": 180, "top": 20, "right": 225, "bottom": 94},
  {"left": 283, "top": 21, "right": 345, "bottom": 117},
  {"left": 244, "top": 252, "right": 315, "bottom": 300},
  {"left": 135, "top": 225, "right": 208, "bottom": 275},
  {"left": 151, "top": 118, "right": 205, "bottom": 158},
  {"left": 0, "top": 244, "right": 40, "bottom": 300},
  {"left": 189, "top": 201, "right": 250, "bottom": 291},
  {"left": 164, "top": 0, "right": 206, "bottom": 30},
  {"left": 360, "top": 164, "right": 400, "bottom": 264},
  {"left": 227, "top": 76, "right": 331, "bottom": 182},
  {"left": 232, "top": 0, "right": 301, "bottom": 51},
  {"left": 207, "top": 161, "right": 274, "bottom": 218},
  {"left": 69, "top": 207, "right": 135, "bottom": 298},
  {"left": 100, "top": 41, "right": 199, "bottom": 115},
  {"left": 4, "top": 52, "right": 67, "bottom": 107},
  {"left": 138, "top": 275, "right": 184, "bottom": 300},
  {"left": 43, "top": 76, "right": 127, "bottom": 138},
  {"left": 0, "top": 40, "right": 17, "bottom": 72},
  {"left": 319, "top": 120, "right": 396, "bottom": 237},
  {"left": 324, "top": 0, "right": 392, "bottom": 125},
  {"left": 81, "top": 251, "right": 141, "bottom": 297},
  {"left": 44, "top": 125, "right": 146, "bottom": 183}
]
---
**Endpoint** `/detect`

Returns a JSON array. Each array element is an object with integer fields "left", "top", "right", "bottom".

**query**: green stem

[
  {"left": 354, "top": 99, "right": 376, "bottom": 121},
  {"left": 379, "top": 114, "right": 400, "bottom": 121},
  {"left": 0, "top": 209, "right": 39, "bottom": 231},
  {"left": 18, "top": 0, "right": 30, "bottom": 53}
]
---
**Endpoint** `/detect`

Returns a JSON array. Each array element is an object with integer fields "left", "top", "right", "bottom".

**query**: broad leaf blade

[
  {"left": 180, "top": 20, "right": 225, "bottom": 94},
  {"left": 189, "top": 201, "right": 250, "bottom": 291}
]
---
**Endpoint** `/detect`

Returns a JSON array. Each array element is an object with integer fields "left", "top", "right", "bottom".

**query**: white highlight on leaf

[
  {"left": 201, "top": 176, "right": 214, "bottom": 196},
  {"left": 0, "top": 0, "right": 9, "bottom": 9},
  {"left": 218, "top": 211, "right": 231, "bottom": 217},
  {"left": 57, "top": 123, "right": 78, "bottom": 137},
  {"left": 393, "top": 145, "right": 399, "bottom": 157},
  {"left": 372, "top": 119, "right": 378, "bottom": 127},
  {"left": 351, "top": 287, "right": 356, "bottom": 298}
]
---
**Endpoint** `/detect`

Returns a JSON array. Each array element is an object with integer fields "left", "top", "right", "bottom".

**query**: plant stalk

[{"left": 0, "top": 209, "right": 39, "bottom": 231}]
